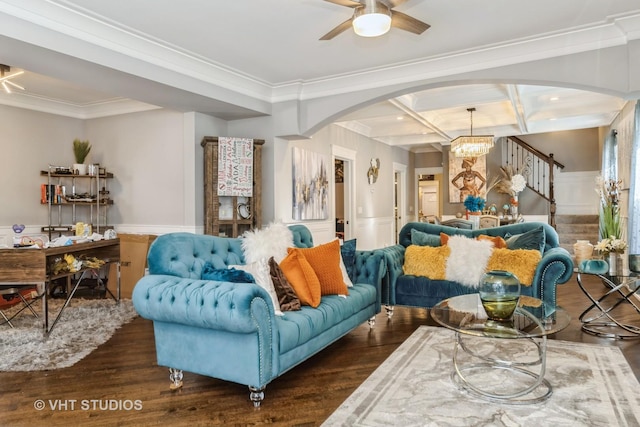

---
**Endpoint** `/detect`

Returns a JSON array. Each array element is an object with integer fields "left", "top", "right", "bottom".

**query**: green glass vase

[{"left": 479, "top": 270, "right": 521, "bottom": 322}]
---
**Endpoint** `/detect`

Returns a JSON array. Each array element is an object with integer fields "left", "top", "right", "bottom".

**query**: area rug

[
  {"left": 0, "top": 298, "right": 138, "bottom": 371},
  {"left": 323, "top": 326, "right": 640, "bottom": 426}
]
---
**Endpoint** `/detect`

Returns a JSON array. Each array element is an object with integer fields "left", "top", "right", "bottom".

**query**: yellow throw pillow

[
  {"left": 403, "top": 245, "right": 450, "bottom": 279},
  {"left": 486, "top": 248, "right": 541, "bottom": 286},
  {"left": 279, "top": 249, "right": 322, "bottom": 307},
  {"left": 295, "top": 239, "right": 349, "bottom": 296}
]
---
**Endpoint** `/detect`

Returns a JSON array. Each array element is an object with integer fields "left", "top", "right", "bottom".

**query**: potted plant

[
  {"left": 595, "top": 176, "right": 626, "bottom": 274},
  {"left": 463, "top": 194, "right": 486, "bottom": 215},
  {"left": 72, "top": 139, "right": 91, "bottom": 175},
  {"left": 463, "top": 195, "right": 485, "bottom": 228}
]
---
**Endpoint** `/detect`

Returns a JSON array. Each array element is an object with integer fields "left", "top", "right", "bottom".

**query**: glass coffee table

[{"left": 431, "top": 294, "right": 570, "bottom": 404}]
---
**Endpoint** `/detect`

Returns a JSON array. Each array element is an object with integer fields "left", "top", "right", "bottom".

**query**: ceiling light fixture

[
  {"left": 352, "top": 0, "right": 392, "bottom": 37},
  {"left": 450, "top": 108, "right": 494, "bottom": 158},
  {"left": 0, "top": 64, "right": 25, "bottom": 94}
]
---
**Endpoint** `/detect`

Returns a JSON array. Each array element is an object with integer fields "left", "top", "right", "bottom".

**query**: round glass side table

[
  {"left": 431, "top": 294, "right": 570, "bottom": 404},
  {"left": 576, "top": 267, "right": 640, "bottom": 339}
]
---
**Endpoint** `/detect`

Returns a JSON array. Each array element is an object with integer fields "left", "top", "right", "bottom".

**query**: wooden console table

[{"left": 0, "top": 239, "right": 120, "bottom": 335}]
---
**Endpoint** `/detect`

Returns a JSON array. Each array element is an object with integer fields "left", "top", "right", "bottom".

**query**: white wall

[
  {"left": 85, "top": 109, "right": 188, "bottom": 234},
  {"left": 0, "top": 106, "right": 234, "bottom": 245},
  {"left": 266, "top": 124, "right": 398, "bottom": 249},
  {"left": 554, "top": 171, "right": 600, "bottom": 215},
  {"left": 0, "top": 105, "right": 85, "bottom": 243}
]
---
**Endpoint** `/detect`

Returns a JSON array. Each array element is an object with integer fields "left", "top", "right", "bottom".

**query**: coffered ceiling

[{"left": 0, "top": 1, "right": 638, "bottom": 152}]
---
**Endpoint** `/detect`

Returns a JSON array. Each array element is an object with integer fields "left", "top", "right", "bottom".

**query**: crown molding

[
  {"left": 1, "top": 1, "right": 639, "bottom": 111},
  {"left": 0, "top": 91, "right": 159, "bottom": 118}
]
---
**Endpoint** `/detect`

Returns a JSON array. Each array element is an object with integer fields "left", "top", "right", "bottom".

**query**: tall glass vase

[
  {"left": 608, "top": 252, "right": 623, "bottom": 276},
  {"left": 511, "top": 194, "right": 519, "bottom": 217}
]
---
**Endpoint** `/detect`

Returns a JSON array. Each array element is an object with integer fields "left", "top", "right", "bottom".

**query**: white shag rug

[
  {"left": 0, "top": 298, "right": 138, "bottom": 371},
  {"left": 323, "top": 326, "right": 640, "bottom": 426}
]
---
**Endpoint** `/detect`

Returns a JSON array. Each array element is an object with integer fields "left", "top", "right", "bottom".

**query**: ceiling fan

[
  {"left": 0, "top": 64, "right": 25, "bottom": 94},
  {"left": 320, "top": 0, "right": 430, "bottom": 40}
]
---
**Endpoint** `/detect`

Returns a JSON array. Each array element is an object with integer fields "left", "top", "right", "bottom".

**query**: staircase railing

[{"left": 502, "top": 136, "right": 565, "bottom": 228}]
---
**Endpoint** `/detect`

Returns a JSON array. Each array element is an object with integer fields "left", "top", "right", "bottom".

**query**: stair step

[
  {"left": 555, "top": 215, "right": 599, "bottom": 224},
  {"left": 553, "top": 214, "right": 599, "bottom": 250},
  {"left": 556, "top": 224, "right": 599, "bottom": 234}
]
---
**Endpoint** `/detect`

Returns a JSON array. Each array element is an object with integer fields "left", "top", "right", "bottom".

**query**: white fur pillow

[
  {"left": 445, "top": 235, "right": 493, "bottom": 288},
  {"left": 241, "top": 222, "right": 293, "bottom": 264}
]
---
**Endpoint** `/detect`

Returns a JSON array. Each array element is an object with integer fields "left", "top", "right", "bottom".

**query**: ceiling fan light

[
  {"left": 5, "top": 80, "right": 24, "bottom": 91},
  {"left": 353, "top": 1, "right": 391, "bottom": 37},
  {"left": 0, "top": 65, "right": 25, "bottom": 94},
  {"left": 353, "top": 13, "right": 391, "bottom": 37}
]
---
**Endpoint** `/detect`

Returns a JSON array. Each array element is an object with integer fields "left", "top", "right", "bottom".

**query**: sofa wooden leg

[
  {"left": 168, "top": 368, "right": 183, "bottom": 391},
  {"left": 385, "top": 305, "right": 394, "bottom": 318},
  {"left": 249, "top": 386, "right": 265, "bottom": 407}
]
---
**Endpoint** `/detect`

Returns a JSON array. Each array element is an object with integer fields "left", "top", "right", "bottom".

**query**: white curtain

[
  {"left": 602, "top": 129, "right": 618, "bottom": 182},
  {"left": 628, "top": 102, "right": 640, "bottom": 255}
]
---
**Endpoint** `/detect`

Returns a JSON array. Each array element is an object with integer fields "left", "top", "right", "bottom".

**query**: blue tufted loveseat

[
  {"left": 380, "top": 222, "right": 573, "bottom": 316},
  {"left": 132, "top": 225, "right": 384, "bottom": 407}
]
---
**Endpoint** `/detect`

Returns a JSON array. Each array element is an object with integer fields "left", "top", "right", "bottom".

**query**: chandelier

[
  {"left": 450, "top": 108, "right": 494, "bottom": 158},
  {"left": 0, "top": 64, "right": 25, "bottom": 94}
]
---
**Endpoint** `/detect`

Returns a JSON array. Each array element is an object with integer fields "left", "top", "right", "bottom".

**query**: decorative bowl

[{"left": 629, "top": 254, "right": 640, "bottom": 273}]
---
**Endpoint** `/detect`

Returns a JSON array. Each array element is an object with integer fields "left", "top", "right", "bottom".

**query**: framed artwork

[
  {"left": 292, "top": 146, "right": 329, "bottom": 220},
  {"left": 449, "top": 155, "right": 487, "bottom": 203}
]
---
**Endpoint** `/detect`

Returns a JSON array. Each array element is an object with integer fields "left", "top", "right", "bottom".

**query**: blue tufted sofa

[
  {"left": 380, "top": 222, "right": 573, "bottom": 315},
  {"left": 132, "top": 225, "right": 384, "bottom": 406}
]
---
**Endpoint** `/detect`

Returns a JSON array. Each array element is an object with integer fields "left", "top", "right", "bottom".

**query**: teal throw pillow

[
  {"left": 505, "top": 226, "right": 546, "bottom": 253},
  {"left": 341, "top": 239, "right": 357, "bottom": 280},
  {"left": 411, "top": 229, "right": 441, "bottom": 247},
  {"left": 202, "top": 262, "right": 255, "bottom": 283}
]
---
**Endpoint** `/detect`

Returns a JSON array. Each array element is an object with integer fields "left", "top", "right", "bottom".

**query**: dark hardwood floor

[{"left": 1, "top": 272, "right": 639, "bottom": 426}]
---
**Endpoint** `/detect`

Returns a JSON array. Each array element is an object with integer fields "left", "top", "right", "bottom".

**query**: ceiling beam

[
  {"left": 506, "top": 84, "right": 528, "bottom": 134},
  {"left": 388, "top": 98, "right": 452, "bottom": 141}
]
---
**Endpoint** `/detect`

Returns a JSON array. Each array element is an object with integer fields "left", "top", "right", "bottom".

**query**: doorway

[
  {"left": 393, "top": 163, "right": 407, "bottom": 243},
  {"left": 335, "top": 159, "right": 346, "bottom": 240},
  {"left": 415, "top": 167, "right": 443, "bottom": 222},
  {"left": 419, "top": 179, "right": 440, "bottom": 220},
  {"left": 333, "top": 146, "right": 356, "bottom": 240}
]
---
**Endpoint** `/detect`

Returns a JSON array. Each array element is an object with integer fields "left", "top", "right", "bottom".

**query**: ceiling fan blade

[
  {"left": 390, "top": 10, "right": 430, "bottom": 34},
  {"left": 381, "top": 0, "right": 408, "bottom": 8},
  {"left": 320, "top": 18, "right": 354, "bottom": 40},
  {"left": 324, "top": 0, "right": 361, "bottom": 8}
]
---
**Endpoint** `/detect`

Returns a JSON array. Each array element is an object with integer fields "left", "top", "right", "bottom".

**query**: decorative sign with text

[{"left": 217, "top": 137, "right": 253, "bottom": 197}]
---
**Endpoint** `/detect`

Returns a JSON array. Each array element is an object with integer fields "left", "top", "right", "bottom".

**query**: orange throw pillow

[
  {"left": 295, "top": 240, "right": 349, "bottom": 296},
  {"left": 440, "top": 232, "right": 450, "bottom": 245},
  {"left": 441, "top": 232, "right": 507, "bottom": 249},
  {"left": 477, "top": 234, "right": 508, "bottom": 249},
  {"left": 279, "top": 249, "right": 322, "bottom": 307}
]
